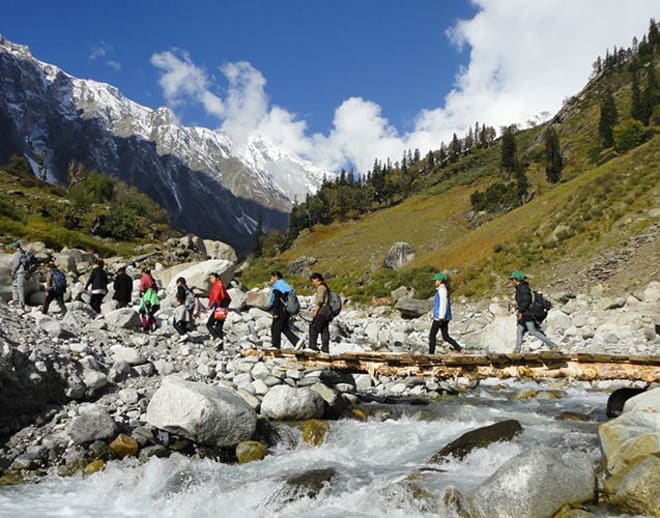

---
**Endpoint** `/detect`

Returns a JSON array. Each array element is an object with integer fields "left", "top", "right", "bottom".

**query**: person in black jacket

[
  {"left": 510, "top": 271, "right": 558, "bottom": 353},
  {"left": 268, "top": 272, "right": 302, "bottom": 350},
  {"left": 113, "top": 266, "right": 133, "bottom": 309},
  {"left": 85, "top": 259, "right": 109, "bottom": 317}
]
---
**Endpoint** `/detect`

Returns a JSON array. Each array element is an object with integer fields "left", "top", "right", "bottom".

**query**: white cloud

[
  {"left": 90, "top": 42, "right": 122, "bottom": 72},
  {"left": 152, "top": 1, "right": 658, "bottom": 173}
]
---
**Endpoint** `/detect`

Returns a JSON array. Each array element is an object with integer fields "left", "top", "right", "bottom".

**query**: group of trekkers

[{"left": 8, "top": 241, "right": 557, "bottom": 354}]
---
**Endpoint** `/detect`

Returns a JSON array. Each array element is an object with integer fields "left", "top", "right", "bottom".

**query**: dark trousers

[
  {"left": 429, "top": 319, "right": 462, "bottom": 354},
  {"left": 206, "top": 311, "right": 225, "bottom": 340},
  {"left": 43, "top": 290, "right": 66, "bottom": 315},
  {"left": 90, "top": 294, "right": 104, "bottom": 314},
  {"left": 173, "top": 320, "right": 189, "bottom": 336},
  {"left": 271, "top": 313, "right": 299, "bottom": 349},
  {"left": 309, "top": 310, "right": 331, "bottom": 353}
]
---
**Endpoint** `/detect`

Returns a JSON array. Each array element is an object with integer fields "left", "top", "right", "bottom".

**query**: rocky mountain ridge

[{"left": 0, "top": 35, "right": 328, "bottom": 253}]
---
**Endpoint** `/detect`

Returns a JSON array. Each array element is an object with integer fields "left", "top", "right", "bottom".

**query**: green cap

[
  {"left": 8, "top": 241, "right": 20, "bottom": 248},
  {"left": 509, "top": 271, "right": 526, "bottom": 281},
  {"left": 433, "top": 273, "right": 448, "bottom": 281}
]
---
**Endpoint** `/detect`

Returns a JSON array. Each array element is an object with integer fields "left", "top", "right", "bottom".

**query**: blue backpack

[{"left": 52, "top": 270, "right": 67, "bottom": 293}]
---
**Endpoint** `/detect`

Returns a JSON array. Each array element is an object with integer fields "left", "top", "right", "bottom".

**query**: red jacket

[
  {"left": 208, "top": 279, "right": 227, "bottom": 309},
  {"left": 139, "top": 274, "right": 154, "bottom": 294}
]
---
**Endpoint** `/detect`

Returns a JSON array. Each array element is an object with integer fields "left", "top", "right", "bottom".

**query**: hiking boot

[
  {"left": 294, "top": 338, "right": 305, "bottom": 351},
  {"left": 178, "top": 334, "right": 188, "bottom": 343}
]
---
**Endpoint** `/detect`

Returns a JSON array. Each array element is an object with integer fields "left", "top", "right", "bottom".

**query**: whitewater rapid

[{"left": 0, "top": 381, "right": 611, "bottom": 518}]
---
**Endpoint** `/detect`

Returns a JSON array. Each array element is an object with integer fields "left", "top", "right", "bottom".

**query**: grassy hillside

[
  {"left": 243, "top": 57, "right": 660, "bottom": 301},
  {"left": 0, "top": 157, "right": 178, "bottom": 256}
]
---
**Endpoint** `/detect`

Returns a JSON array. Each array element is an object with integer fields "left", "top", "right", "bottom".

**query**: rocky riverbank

[{"left": 0, "top": 237, "right": 659, "bottom": 517}]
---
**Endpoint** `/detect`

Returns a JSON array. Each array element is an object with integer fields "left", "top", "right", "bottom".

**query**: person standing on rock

[
  {"left": 42, "top": 261, "right": 67, "bottom": 315},
  {"left": 138, "top": 286, "right": 160, "bottom": 332},
  {"left": 268, "top": 271, "right": 303, "bottom": 350},
  {"left": 510, "top": 271, "right": 558, "bottom": 353},
  {"left": 9, "top": 241, "right": 28, "bottom": 310},
  {"left": 85, "top": 259, "right": 108, "bottom": 318},
  {"left": 309, "top": 272, "right": 332, "bottom": 353},
  {"left": 429, "top": 273, "right": 463, "bottom": 354},
  {"left": 206, "top": 272, "right": 230, "bottom": 348},
  {"left": 113, "top": 266, "right": 133, "bottom": 309}
]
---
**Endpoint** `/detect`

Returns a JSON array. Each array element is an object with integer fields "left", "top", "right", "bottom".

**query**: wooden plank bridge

[{"left": 241, "top": 349, "right": 660, "bottom": 383}]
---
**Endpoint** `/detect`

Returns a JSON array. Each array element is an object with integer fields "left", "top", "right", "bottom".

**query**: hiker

[
  {"left": 429, "top": 273, "right": 462, "bottom": 354},
  {"left": 112, "top": 265, "right": 133, "bottom": 309},
  {"left": 138, "top": 287, "right": 160, "bottom": 333},
  {"left": 509, "top": 271, "right": 558, "bottom": 352},
  {"left": 139, "top": 268, "right": 159, "bottom": 295},
  {"left": 206, "top": 272, "right": 229, "bottom": 347},
  {"left": 176, "top": 277, "right": 200, "bottom": 320},
  {"left": 9, "top": 241, "right": 32, "bottom": 310},
  {"left": 172, "top": 293, "right": 192, "bottom": 342},
  {"left": 85, "top": 259, "right": 108, "bottom": 317},
  {"left": 308, "top": 272, "right": 332, "bottom": 353},
  {"left": 42, "top": 261, "right": 67, "bottom": 315},
  {"left": 268, "top": 271, "right": 303, "bottom": 350}
]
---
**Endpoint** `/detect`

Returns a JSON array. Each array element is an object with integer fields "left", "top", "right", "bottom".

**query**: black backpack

[
  {"left": 20, "top": 251, "right": 37, "bottom": 274},
  {"left": 328, "top": 289, "right": 342, "bottom": 319},
  {"left": 530, "top": 291, "right": 552, "bottom": 323}
]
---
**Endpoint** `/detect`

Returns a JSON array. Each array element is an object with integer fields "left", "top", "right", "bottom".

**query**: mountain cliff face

[{"left": 0, "top": 36, "right": 327, "bottom": 253}]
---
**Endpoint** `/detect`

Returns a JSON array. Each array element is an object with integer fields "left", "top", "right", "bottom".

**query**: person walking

[
  {"left": 268, "top": 271, "right": 303, "bottom": 350},
  {"left": 429, "top": 273, "right": 462, "bottom": 354},
  {"left": 206, "top": 272, "right": 229, "bottom": 348},
  {"left": 139, "top": 268, "right": 156, "bottom": 295},
  {"left": 509, "top": 271, "right": 558, "bottom": 353},
  {"left": 308, "top": 272, "right": 332, "bottom": 353},
  {"left": 85, "top": 259, "right": 108, "bottom": 317},
  {"left": 9, "top": 241, "right": 29, "bottom": 310},
  {"left": 176, "top": 277, "right": 199, "bottom": 320},
  {"left": 42, "top": 261, "right": 67, "bottom": 315},
  {"left": 172, "top": 293, "right": 191, "bottom": 342},
  {"left": 112, "top": 266, "right": 133, "bottom": 309},
  {"left": 138, "top": 286, "right": 160, "bottom": 332}
]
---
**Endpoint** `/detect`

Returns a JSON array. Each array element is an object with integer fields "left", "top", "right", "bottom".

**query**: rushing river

[{"left": 0, "top": 380, "right": 641, "bottom": 518}]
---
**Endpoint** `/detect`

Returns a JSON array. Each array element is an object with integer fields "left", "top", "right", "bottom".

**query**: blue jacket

[
  {"left": 432, "top": 284, "right": 452, "bottom": 321},
  {"left": 269, "top": 279, "right": 292, "bottom": 307}
]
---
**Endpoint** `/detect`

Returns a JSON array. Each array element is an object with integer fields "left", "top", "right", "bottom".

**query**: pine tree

[
  {"left": 500, "top": 125, "right": 518, "bottom": 174},
  {"left": 641, "top": 61, "right": 658, "bottom": 125},
  {"left": 426, "top": 150, "right": 435, "bottom": 168},
  {"left": 448, "top": 133, "right": 461, "bottom": 161},
  {"left": 631, "top": 68, "right": 645, "bottom": 123},
  {"left": 649, "top": 18, "right": 660, "bottom": 51},
  {"left": 598, "top": 89, "right": 618, "bottom": 148},
  {"left": 544, "top": 127, "right": 563, "bottom": 183}
]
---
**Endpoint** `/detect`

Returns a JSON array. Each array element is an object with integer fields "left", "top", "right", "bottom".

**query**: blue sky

[{"left": 1, "top": 0, "right": 658, "bottom": 172}]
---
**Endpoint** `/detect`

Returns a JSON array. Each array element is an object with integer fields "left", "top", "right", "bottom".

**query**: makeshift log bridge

[{"left": 241, "top": 350, "right": 660, "bottom": 383}]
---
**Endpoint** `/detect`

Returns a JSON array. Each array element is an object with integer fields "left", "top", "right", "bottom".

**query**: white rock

[
  {"left": 119, "top": 388, "right": 140, "bottom": 404},
  {"left": 545, "top": 310, "right": 571, "bottom": 331},
  {"left": 110, "top": 345, "right": 147, "bottom": 366},
  {"left": 67, "top": 408, "right": 117, "bottom": 445},
  {"left": 260, "top": 385, "right": 324, "bottom": 421},
  {"left": 353, "top": 374, "right": 373, "bottom": 392},
  {"left": 164, "top": 260, "right": 234, "bottom": 295},
  {"left": 146, "top": 376, "right": 257, "bottom": 447},
  {"left": 643, "top": 280, "right": 660, "bottom": 303},
  {"left": 105, "top": 308, "right": 141, "bottom": 330},
  {"left": 81, "top": 369, "right": 108, "bottom": 392},
  {"left": 35, "top": 314, "right": 63, "bottom": 338},
  {"left": 478, "top": 315, "right": 516, "bottom": 353}
]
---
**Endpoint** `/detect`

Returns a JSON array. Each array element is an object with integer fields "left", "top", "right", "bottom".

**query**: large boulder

[
  {"left": 429, "top": 420, "right": 523, "bottom": 463},
  {"left": 105, "top": 308, "right": 141, "bottom": 330},
  {"left": 383, "top": 242, "right": 416, "bottom": 270},
  {"left": 478, "top": 315, "right": 517, "bottom": 353},
  {"left": 604, "top": 454, "right": 660, "bottom": 517},
  {"left": 109, "top": 345, "right": 147, "bottom": 366},
  {"left": 394, "top": 297, "right": 432, "bottom": 319},
  {"left": 67, "top": 407, "right": 118, "bottom": 445},
  {"left": 245, "top": 289, "right": 271, "bottom": 310},
  {"left": 202, "top": 239, "right": 238, "bottom": 262},
  {"left": 260, "top": 385, "right": 325, "bottom": 421},
  {"left": 34, "top": 314, "right": 63, "bottom": 338},
  {"left": 146, "top": 377, "right": 258, "bottom": 447},
  {"left": 286, "top": 256, "right": 317, "bottom": 275},
  {"left": 466, "top": 447, "right": 595, "bottom": 518},
  {"left": 164, "top": 260, "right": 234, "bottom": 295}
]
